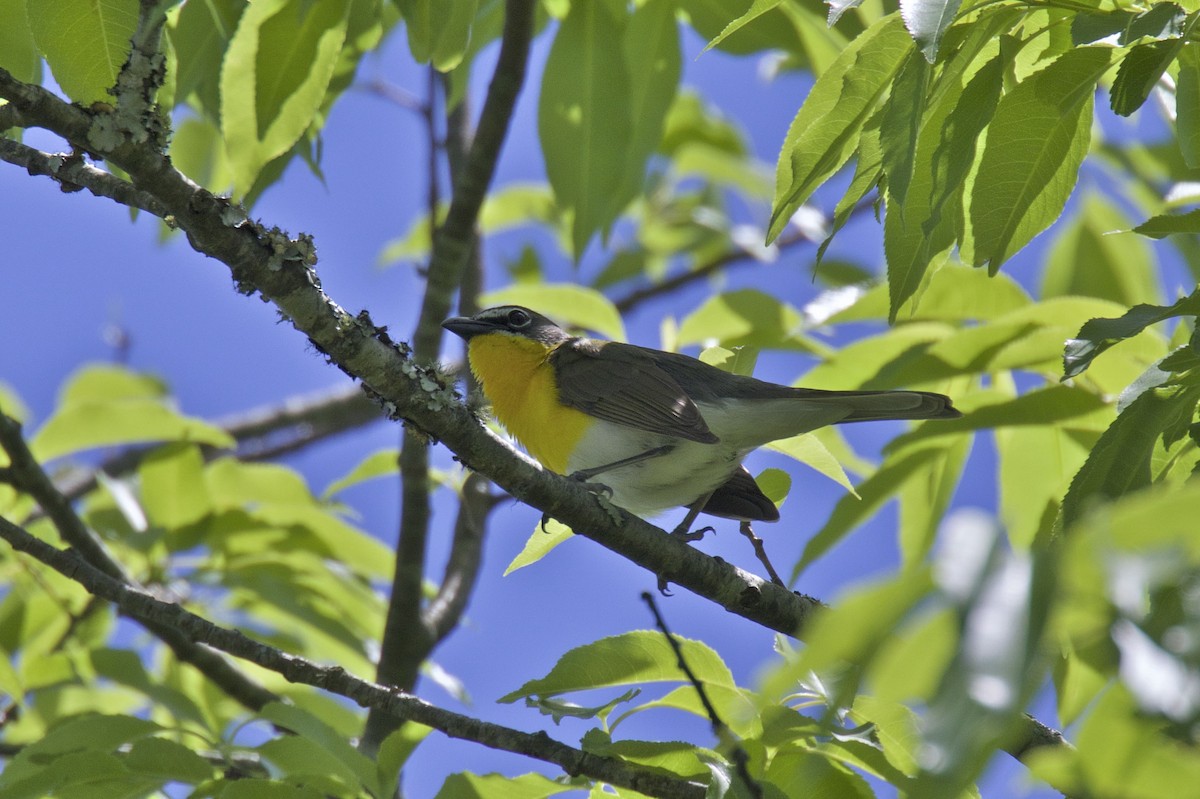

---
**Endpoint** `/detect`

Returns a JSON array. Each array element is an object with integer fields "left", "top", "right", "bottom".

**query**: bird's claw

[{"left": 670, "top": 524, "right": 713, "bottom": 543}]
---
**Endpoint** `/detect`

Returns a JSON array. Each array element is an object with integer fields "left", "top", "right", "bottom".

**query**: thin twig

[
  {"left": 0, "top": 516, "right": 706, "bottom": 799},
  {"left": 641, "top": 592, "right": 762, "bottom": 799},
  {"left": 0, "top": 138, "right": 167, "bottom": 215}
]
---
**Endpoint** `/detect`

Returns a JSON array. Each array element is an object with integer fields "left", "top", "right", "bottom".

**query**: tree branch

[
  {"left": 0, "top": 137, "right": 167, "bottom": 215},
  {"left": 0, "top": 414, "right": 278, "bottom": 711},
  {"left": 0, "top": 516, "right": 706, "bottom": 799}
]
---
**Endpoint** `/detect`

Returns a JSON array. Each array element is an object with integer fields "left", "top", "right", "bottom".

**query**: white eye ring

[{"left": 507, "top": 309, "right": 531, "bottom": 328}]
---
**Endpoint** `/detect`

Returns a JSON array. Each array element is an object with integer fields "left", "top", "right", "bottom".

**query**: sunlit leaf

[
  {"left": 480, "top": 284, "right": 625, "bottom": 340},
  {"left": 26, "top": 0, "right": 137, "bottom": 104},
  {"left": 1043, "top": 196, "right": 1161, "bottom": 307},
  {"left": 31, "top": 366, "right": 234, "bottom": 461},
  {"left": 1062, "top": 289, "right": 1200, "bottom": 378},
  {"left": 0, "top": 0, "right": 41, "bottom": 85},
  {"left": 434, "top": 771, "right": 577, "bottom": 799},
  {"left": 900, "top": 0, "right": 963, "bottom": 61},
  {"left": 498, "top": 631, "right": 736, "bottom": 703},
  {"left": 770, "top": 14, "right": 912, "bottom": 241},
  {"left": 539, "top": 0, "right": 632, "bottom": 255},
  {"left": 504, "top": 519, "right": 575, "bottom": 575},
  {"left": 970, "top": 47, "right": 1115, "bottom": 273},
  {"left": 1110, "top": 39, "right": 1184, "bottom": 117},
  {"left": 221, "top": 0, "right": 350, "bottom": 194}
]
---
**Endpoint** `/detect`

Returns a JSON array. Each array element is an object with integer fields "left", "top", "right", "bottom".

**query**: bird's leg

[
  {"left": 669, "top": 497, "right": 714, "bottom": 543},
  {"left": 740, "top": 521, "right": 786, "bottom": 587},
  {"left": 566, "top": 444, "right": 674, "bottom": 481},
  {"left": 658, "top": 491, "right": 717, "bottom": 595},
  {"left": 541, "top": 445, "right": 675, "bottom": 533}
]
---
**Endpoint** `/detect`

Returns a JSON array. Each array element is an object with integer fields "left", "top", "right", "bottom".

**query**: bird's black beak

[{"left": 442, "top": 316, "right": 492, "bottom": 340}]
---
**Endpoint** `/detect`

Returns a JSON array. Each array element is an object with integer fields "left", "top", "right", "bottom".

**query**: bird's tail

[{"left": 816, "top": 389, "right": 961, "bottom": 422}]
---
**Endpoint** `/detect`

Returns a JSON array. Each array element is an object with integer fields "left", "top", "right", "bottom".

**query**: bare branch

[{"left": 0, "top": 516, "right": 707, "bottom": 799}]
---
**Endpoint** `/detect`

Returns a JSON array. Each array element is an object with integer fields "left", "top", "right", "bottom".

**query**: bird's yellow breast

[{"left": 466, "top": 333, "right": 592, "bottom": 474}]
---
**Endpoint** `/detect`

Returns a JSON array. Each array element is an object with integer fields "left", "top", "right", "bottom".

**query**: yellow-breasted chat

[{"left": 443, "top": 305, "right": 961, "bottom": 583}]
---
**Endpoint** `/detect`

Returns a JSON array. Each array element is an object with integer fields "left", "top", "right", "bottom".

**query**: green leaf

[
  {"left": 678, "top": 0, "right": 807, "bottom": 57},
  {"left": 504, "top": 518, "right": 574, "bottom": 575},
  {"left": 769, "top": 14, "right": 912, "bottom": 241},
  {"left": 884, "top": 22, "right": 1006, "bottom": 317},
  {"left": 1073, "top": 686, "right": 1200, "bottom": 797},
  {"left": 816, "top": 119, "right": 882, "bottom": 266},
  {"left": 676, "top": 289, "right": 806, "bottom": 349},
  {"left": 124, "top": 737, "right": 215, "bottom": 783},
  {"left": 900, "top": 0, "right": 963, "bottom": 62},
  {"left": 794, "top": 440, "right": 949, "bottom": 578},
  {"left": 898, "top": 431, "right": 971, "bottom": 565},
  {"left": 879, "top": 49, "right": 930, "bottom": 208},
  {"left": 1110, "top": 39, "right": 1184, "bottom": 117},
  {"left": 0, "top": 0, "right": 40, "bottom": 84},
  {"left": 613, "top": 0, "right": 680, "bottom": 213},
  {"left": 220, "top": 0, "right": 350, "bottom": 195},
  {"left": 258, "top": 702, "right": 379, "bottom": 795},
  {"left": 997, "top": 423, "right": 1094, "bottom": 550},
  {"left": 539, "top": 0, "right": 632, "bottom": 255},
  {"left": 581, "top": 731, "right": 711, "bottom": 780},
  {"left": 498, "top": 630, "right": 735, "bottom": 703},
  {"left": 171, "top": 115, "right": 235, "bottom": 190},
  {"left": 768, "top": 433, "right": 858, "bottom": 496},
  {"left": 1060, "top": 384, "right": 1200, "bottom": 527},
  {"left": 764, "top": 568, "right": 934, "bottom": 694},
  {"left": 139, "top": 443, "right": 212, "bottom": 529},
  {"left": 322, "top": 448, "right": 399, "bottom": 498},
  {"left": 1053, "top": 649, "right": 1108, "bottom": 728},
  {"left": 867, "top": 608, "right": 957, "bottom": 703},
  {"left": 167, "top": 0, "right": 244, "bottom": 116},
  {"left": 480, "top": 284, "right": 625, "bottom": 340},
  {"left": 31, "top": 366, "right": 235, "bottom": 461},
  {"left": 376, "top": 724, "right": 432, "bottom": 798},
  {"left": 27, "top": 0, "right": 137, "bottom": 104},
  {"left": 1133, "top": 207, "right": 1200, "bottom": 237},
  {"left": 701, "top": 0, "right": 783, "bottom": 54},
  {"left": 970, "top": 47, "right": 1116, "bottom": 273},
  {"left": 397, "top": 0, "right": 479, "bottom": 71},
  {"left": 1062, "top": 290, "right": 1200, "bottom": 379},
  {"left": 1177, "top": 43, "right": 1200, "bottom": 167},
  {"left": 0, "top": 713, "right": 160, "bottom": 790},
  {"left": 219, "top": 780, "right": 325, "bottom": 799},
  {"left": 1042, "top": 196, "right": 1160, "bottom": 307},
  {"left": 434, "top": 772, "right": 577, "bottom": 799}
]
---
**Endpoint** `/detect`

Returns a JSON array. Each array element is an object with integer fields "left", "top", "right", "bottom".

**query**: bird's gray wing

[{"left": 550, "top": 339, "right": 718, "bottom": 444}]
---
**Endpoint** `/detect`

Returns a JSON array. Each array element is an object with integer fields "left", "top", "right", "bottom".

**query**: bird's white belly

[{"left": 565, "top": 419, "right": 746, "bottom": 516}]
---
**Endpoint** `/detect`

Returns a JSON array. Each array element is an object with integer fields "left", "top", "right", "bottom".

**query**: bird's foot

[
  {"left": 740, "top": 521, "right": 786, "bottom": 587},
  {"left": 669, "top": 522, "right": 713, "bottom": 543},
  {"left": 540, "top": 475, "right": 614, "bottom": 533}
]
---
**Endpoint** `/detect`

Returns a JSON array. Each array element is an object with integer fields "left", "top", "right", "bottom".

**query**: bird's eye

[{"left": 506, "top": 308, "right": 531, "bottom": 328}]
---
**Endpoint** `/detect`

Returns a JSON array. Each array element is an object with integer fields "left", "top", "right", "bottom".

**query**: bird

[{"left": 442, "top": 305, "right": 961, "bottom": 585}]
